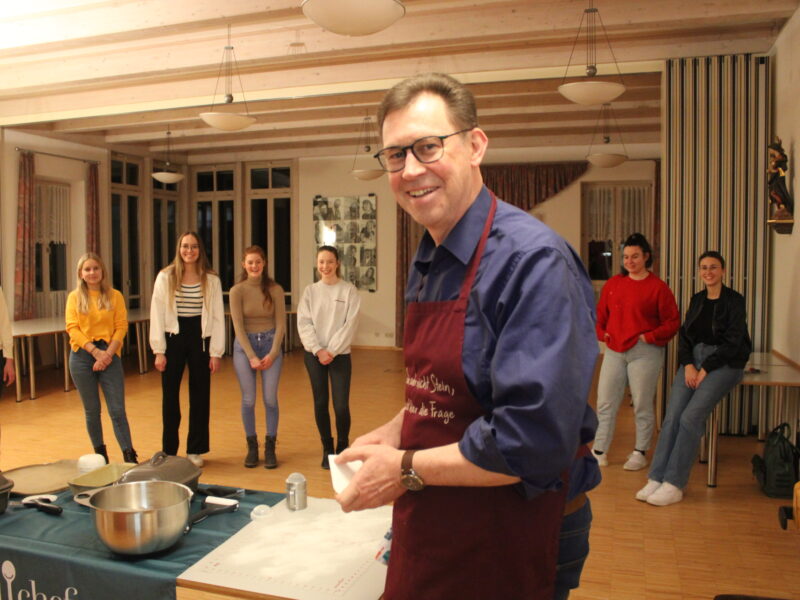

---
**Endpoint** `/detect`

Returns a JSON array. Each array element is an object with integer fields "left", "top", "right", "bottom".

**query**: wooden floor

[{"left": 1, "top": 348, "right": 799, "bottom": 600}]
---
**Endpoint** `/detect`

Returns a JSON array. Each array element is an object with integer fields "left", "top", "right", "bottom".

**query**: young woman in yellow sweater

[{"left": 65, "top": 253, "right": 137, "bottom": 463}]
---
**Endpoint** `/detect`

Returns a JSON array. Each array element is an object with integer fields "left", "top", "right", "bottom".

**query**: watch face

[{"left": 401, "top": 472, "right": 425, "bottom": 491}]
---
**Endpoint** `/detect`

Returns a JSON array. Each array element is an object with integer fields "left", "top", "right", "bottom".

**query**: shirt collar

[{"left": 414, "top": 185, "right": 492, "bottom": 269}]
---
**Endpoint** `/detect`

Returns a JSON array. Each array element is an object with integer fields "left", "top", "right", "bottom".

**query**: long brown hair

[
  {"left": 74, "top": 252, "right": 113, "bottom": 314},
  {"left": 237, "top": 245, "right": 275, "bottom": 310},
  {"left": 162, "top": 231, "right": 216, "bottom": 305}
]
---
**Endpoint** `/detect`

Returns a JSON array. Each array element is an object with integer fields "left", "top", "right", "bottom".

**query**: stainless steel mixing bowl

[{"left": 88, "top": 480, "right": 193, "bottom": 555}]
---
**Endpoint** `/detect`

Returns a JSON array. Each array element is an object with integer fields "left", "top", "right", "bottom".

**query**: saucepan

[{"left": 87, "top": 480, "right": 238, "bottom": 555}]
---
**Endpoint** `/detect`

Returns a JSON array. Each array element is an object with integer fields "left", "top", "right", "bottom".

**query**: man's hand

[{"left": 335, "top": 445, "right": 406, "bottom": 512}]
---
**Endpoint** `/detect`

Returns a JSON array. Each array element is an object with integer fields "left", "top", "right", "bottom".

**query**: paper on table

[{"left": 329, "top": 455, "right": 363, "bottom": 494}]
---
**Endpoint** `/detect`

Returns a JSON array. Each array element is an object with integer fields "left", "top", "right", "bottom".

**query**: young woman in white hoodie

[
  {"left": 150, "top": 232, "right": 225, "bottom": 467},
  {"left": 297, "top": 246, "right": 360, "bottom": 469}
]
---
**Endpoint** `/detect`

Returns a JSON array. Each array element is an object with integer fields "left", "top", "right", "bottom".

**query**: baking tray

[{"left": 5, "top": 460, "right": 80, "bottom": 496}]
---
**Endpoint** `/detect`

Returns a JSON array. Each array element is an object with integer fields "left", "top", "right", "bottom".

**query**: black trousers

[
  {"left": 161, "top": 316, "right": 211, "bottom": 455},
  {"left": 303, "top": 351, "right": 351, "bottom": 443}
]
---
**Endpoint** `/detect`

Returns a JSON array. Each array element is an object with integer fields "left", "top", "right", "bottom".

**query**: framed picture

[{"left": 312, "top": 194, "right": 377, "bottom": 291}]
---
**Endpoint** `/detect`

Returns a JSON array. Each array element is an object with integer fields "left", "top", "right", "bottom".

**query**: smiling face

[
  {"left": 179, "top": 234, "right": 200, "bottom": 265},
  {"left": 80, "top": 258, "right": 104, "bottom": 289},
  {"left": 623, "top": 245, "right": 649, "bottom": 278},
  {"left": 243, "top": 252, "right": 265, "bottom": 279},
  {"left": 382, "top": 93, "right": 488, "bottom": 244},
  {"left": 699, "top": 256, "right": 724, "bottom": 289},
  {"left": 316, "top": 250, "right": 340, "bottom": 283}
]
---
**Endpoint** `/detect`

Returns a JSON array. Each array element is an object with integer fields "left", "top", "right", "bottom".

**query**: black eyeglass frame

[{"left": 373, "top": 127, "right": 475, "bottom": 172}]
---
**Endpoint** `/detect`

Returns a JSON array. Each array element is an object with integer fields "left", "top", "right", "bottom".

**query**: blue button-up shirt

[{"left": 406, "top": 186, "right": 601, "bottom": 499}]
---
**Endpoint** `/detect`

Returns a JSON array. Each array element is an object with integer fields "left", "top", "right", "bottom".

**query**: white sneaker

[
  {"left": 635, "top": 479, "right": 662, "bottom": 501},
  {"left": 187, "top": 453, "right": 204, "bottom": 467},
  {"left": 646, "top": 482, "right": 683, "bottom": 506},
  {"left": 623, "top": 450, "right": 648, "bottom": 471},
  {"left": 591, "top": 448, "right": 608, "bottom": 466}
]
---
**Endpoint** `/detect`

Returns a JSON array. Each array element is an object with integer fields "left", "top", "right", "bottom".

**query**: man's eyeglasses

[{"left": 373, "top": 128, "right": 474, "bottom": 173}]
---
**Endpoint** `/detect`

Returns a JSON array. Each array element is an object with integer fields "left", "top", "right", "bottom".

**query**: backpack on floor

[{"left": 752, "top": 423, "right": 800, "bottom": 499}]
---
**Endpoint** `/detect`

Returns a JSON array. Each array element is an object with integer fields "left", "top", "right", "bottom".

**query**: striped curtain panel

[
  {"left": 662, "top": 55, "right": 770, "bottom": 434},
  {"left": 86, "top": 162, "right": 100, "bottom": 253},
  {"left": 14, "top": 152, "right": 36, "bottom": 320}
]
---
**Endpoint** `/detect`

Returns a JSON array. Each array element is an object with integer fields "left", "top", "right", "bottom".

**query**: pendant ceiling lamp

[
  {"left": 199, "top": 26, "right": 256, "bottom": 132},
  {"left": 351, "top": 116, "right": 384, "bottom": 181},
  {"left": 301, "top": 0, "right": 405, "bottom": 36},
  {"left": 558, "top": 1, "right": 626, "bottom": 106},
  {"left": 586, "top": 103, "right": 628, "bottom": 168},
  {"left": 152, "top": 127, "right": 185, "bottom": 184}
]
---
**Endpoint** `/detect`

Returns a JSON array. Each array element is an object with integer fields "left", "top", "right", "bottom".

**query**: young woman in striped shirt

[{"left": 150, "top": 232, "right": 225, "bottom": 467}]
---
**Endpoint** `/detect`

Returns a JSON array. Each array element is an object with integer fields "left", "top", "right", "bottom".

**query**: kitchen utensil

[
  {"left": 4, "top": 460, "right": 79, "bottom": 496},
  {"left": 0, "top": 473, "right": 13, "bottom": 514},
  {"left": 77, "top": 453, "right": 107, "bottom": 474},
  {"left": 68, "top": 463, "right": 136, "bottom": 496},
  {"left": 286, "top": 472, "right": 307, "bottom": 511},
  {"left": 9, "top": 494, "right": 63, "bottom": 516},
  {"left": 87, "top": 480, "right": 237, "bottom": 555},
  {"left": 116, "top": 451, "right": 201, "bottom": 491}
]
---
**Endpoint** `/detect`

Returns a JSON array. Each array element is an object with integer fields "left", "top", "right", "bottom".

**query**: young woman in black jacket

[{"left": 635, "top": 251, "right": 751, "bottom": 506}]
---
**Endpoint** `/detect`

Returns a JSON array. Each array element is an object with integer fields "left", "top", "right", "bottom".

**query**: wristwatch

[{"left": 400, "top": 449, "right": 425, "bottom": 491}]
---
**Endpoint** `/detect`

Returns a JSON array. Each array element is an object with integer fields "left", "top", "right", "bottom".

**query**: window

[
  {"left": 581, "top": 182, "right": 654, "bottom": 291},
  {"left": 34, "top": 180, "right": 70, "bottom": 316},
  {"left": 153, "top": 172, "right": 179, "bottom": 273},
  {"left": 192, "top": 165, "right": 237, "bottom": 295},
  {"left": 110, "top": 156, "right": 144, "bottom": 308},
  {"left": 245, "top": 163, "right": 293, "bottom": 294}
]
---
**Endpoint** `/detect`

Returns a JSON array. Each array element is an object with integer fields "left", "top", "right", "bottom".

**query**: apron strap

[{"left": 458, "top": 192, "right": 497, "bottom": 302}]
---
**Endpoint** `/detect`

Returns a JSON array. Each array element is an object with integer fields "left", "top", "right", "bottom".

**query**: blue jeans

[
  {"left": 554, "top": 499, "right": 593, "bottom": 600},
  {"left": 69, "top": 341, "right": 133, "bottom": 451},
  {"left": 232, "top": 330, "right": 283, "bottom": 438},
  {"left": 594, "top": 340, "right": 665, "bottom": 453},
  {"left": 648, "top": 343, "right": 743, "bottom": 489}
]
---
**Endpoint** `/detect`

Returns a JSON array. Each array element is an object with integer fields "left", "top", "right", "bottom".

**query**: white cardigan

[{"left": 149, "top": 270, "right": 226, "bottom": 358}]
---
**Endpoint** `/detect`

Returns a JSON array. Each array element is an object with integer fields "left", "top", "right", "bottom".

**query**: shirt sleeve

[
  {"left": 595, "top": 278, "right": 612, "bottom": 341},
  {"left": 149, "top": 272, "right": 168, "bottom": 355},
  {"left": 65, "top": 291, "right": 90, "bottom": 349},
  {"left": 111, "top": 290, "right": 128, "bottom": 342},
  {"left": 643, "top": 282, "right": 680, "bottom": 345},
  {"left": 0, "top": 288, "right": 13, "bottom": 360},
  {"left": 229, "top": 285, "right": 256, "bottom": 360},
  {"left": 297, "top": 286, "right": 322, "bottom": 355},
  {"left": 207, "top": 276, "right": 226, "bottom": 358},
  {"left": 458, "top": 247, "right": 599, "bottom": 498},
  {"left": 327, "top": 284, "right": 360, "bottom": 356},
  {"left": 268, "top": 284, "right": 286, "bottom": 361}
]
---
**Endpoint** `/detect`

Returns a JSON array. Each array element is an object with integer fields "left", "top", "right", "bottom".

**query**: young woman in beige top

[{"left": 229, "top": 246, "right": 286, "bottom": 468}]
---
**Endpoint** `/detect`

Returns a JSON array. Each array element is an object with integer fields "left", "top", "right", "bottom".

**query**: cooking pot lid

[{"left": 116, "top": 451, "right": 200, "bottom": 486}]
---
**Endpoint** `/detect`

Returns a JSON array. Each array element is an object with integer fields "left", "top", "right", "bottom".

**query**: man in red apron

[{"left": 336, "top": 73, "right": 600, "bottom": 599}]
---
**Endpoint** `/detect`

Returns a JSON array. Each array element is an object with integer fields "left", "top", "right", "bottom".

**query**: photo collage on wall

[{"left": 312, "top": 194, "right": 377, "bottom": 291}]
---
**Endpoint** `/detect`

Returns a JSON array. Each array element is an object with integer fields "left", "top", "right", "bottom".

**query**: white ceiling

[{"left": 1, "top": 0, "right": 797, "bottom": 163}]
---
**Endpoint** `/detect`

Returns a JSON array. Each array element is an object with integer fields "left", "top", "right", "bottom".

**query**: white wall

[{"left": 770, "top": 7, "right": 800, "bottom": 364}]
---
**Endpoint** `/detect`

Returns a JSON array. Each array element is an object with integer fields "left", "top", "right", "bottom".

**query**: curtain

[
  {"left": 480, "top": 162, "right": 589, "bottom": 210},
  {"left": 14, "top": 152, "right": 36, "bottom": 320},
  {"left": 394, "top": 207, "right": 424, "bottom": 345},
  {"left": 86, "top": 162, "right": 100, "bottom": 253},
  {"left": 663, "top": 55, "right": 770, "bottom": 434}
]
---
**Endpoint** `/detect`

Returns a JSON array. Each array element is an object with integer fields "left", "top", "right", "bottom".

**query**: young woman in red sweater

[{"left": 591, "top": 233, "right": 680, "bottom": 470}]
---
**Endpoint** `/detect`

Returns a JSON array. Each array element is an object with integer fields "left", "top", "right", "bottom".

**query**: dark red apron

[{"left": 385, "top": 195, "right": 568, "bottom": 600}]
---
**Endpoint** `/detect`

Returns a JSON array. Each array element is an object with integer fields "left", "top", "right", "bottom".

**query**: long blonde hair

[
  {"left": 161, "top": 231, "right": 216, "bottom": 305},
  {"left": 74, "top": 253, "right": 112, "bottom": 314}
]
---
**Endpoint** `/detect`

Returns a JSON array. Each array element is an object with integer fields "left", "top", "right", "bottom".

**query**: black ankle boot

[
  {"left": 264, "top": 436, "right": 277, "bottom": 469},
  {"left": 244, "top": 435, "right": 259, "bottom": 468},
  {"left": 122, "top": 448, "right": 138, "bottom": 464},
  {"left": 93, "top": 444, "right": 109, "bottom": 464},
  {"left": 321, "top": 437, "right": 335, "bottom": 470},
  {"left": 335, "top": 438, "right": 349, "bottom": 454}
]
